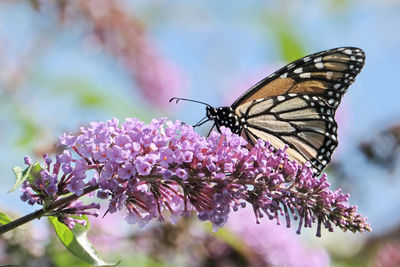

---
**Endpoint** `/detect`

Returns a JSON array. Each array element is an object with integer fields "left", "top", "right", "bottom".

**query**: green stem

[{"left": 0, "top": 185, "right": 98, "bottom": 235}]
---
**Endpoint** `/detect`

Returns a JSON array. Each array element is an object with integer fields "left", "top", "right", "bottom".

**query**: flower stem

[{"left": 0, "top": 185, "right": 98, "bottom": 235}]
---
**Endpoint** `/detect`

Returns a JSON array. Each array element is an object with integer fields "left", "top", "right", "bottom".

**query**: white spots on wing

[
  {"left": 349, "top": 65, "right": 354, "bottom": 69},
  {"left": 312, "top": 96, "right": 319, "bottom": 101},
  {"left": 333, "top": 83, "right": 341, "bottom": 89},
  {"left": 288, "top": 93, "right": 297, "bottom": 97},
  {"left": 314, "top": 57, "right": 322, "bottom": 63},
  {"left": 286, "top": 63, "right": 295, "bottom": 69},
  {"left": 357, "top": 58, "right": 364, "bottom": 62},
  {"left": 344, "top": 49, "right": 352, "bottom": 55},
  {"left": 303, "top": 56, "right": 311, "bottom": 62},
  {"left": 280, "top": 73, "right": 288, "bottom": 78},
  {"left": 294, "top": 67, "right": 303, "bottom": 74},
  {"left": 315, "top": 62, "right": 324, "bottom": 69},
  {"left": 338, "top": 48, "right": 345, "bottom": 51},
  {"left": 326, "top": 71, "right": 333, "bottom": 80},
  {"left": 277, "top": 95, "right": 285, "bottom": 101},
  {"left": 303, "top": 95, "right": 310, "bottom": 100},
  {"left": 350, "top": 56, "right": 356, "bottom": 60},
  {"left": 344, "top": 73, "right": 349, "bottom": 78},
  {"left": 255, "top": 98, "right": 264, "bottom": 103},
  {"left": 326, "top": 140, "right": 332, "bottom": 146},
  {"left": 328, "top": 91, "right": 333, "bottom": 96},
  {"left": 299, "top": 72, "right": 311, "bottom": 79},
  {"left": 328, "top": 99, "right": 335, "bottom": 105}
]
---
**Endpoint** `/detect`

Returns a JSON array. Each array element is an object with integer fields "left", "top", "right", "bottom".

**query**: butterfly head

[
  {"left": 205, "top": 106, "right": 218, "bottom": 119},
  {"left": 206, "top": 106, "right": 242, "bottom": 134}
]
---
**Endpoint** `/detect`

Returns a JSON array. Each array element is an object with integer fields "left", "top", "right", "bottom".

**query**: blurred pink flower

[
  {"left": 60, "top": 0, "right": 186, "bottom": 109},
  {"left": 227, "top": 207, "right": 330, "bottom": 267},
  {"left": 88, "top": 209, "right": 128, "bottom": 252},
  {"left": 374, "top": 241, "right": 400, "bottom": 267}
]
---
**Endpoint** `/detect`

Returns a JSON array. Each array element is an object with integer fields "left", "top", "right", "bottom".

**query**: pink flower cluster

[{"left": 20, "top": 118, "right": 370, "bottom": 236}]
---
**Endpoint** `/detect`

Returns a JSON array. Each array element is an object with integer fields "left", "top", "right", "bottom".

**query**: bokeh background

[{"left": 1, "top": 0, "right": 400, "bottom": 266}]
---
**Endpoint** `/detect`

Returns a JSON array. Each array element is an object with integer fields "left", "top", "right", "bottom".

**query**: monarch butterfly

[{"left": 171, "top": 47, "right": 365, "bottom": 175}]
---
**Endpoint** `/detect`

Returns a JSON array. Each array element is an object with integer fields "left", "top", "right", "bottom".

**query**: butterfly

[{"left": 171, "top": 47, "right": 365, "bottom": 175}]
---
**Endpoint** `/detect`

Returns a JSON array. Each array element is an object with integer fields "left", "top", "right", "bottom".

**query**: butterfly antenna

[{"left": 169, "top": 97, "right": 212, "bottom": 107}]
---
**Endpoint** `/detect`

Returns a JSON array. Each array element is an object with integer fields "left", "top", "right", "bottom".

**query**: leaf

[
  {"left": 275, "top": 26, "right": 305, "bottom": 62},
  {"left": 48, "top": 216, "right": 118, "bottom": 266},
  {"left": 10, "top": 163, "right": 43, "bottom": 192},
  {"left": 0, "top": 211, "right": 12, "bottom": 225},
  {"left": 265, "top": 16, "right": 305, "bottom": 62},
  {"left": 204, "top": 222, "right": 254, "bottom": 260}
]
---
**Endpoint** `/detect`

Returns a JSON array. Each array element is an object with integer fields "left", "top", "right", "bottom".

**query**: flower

[
  {"left": 58, "top": 0, "right": 185, "bottom": 109},
  {"left": 374, "top": 242, "right": 400, "bottom": 267},
  {"left": 227, "top": 207, "right": 330, "bottom": 267},
  {"left": 20, "top": 118, "right": 371, "bottom": 235}
]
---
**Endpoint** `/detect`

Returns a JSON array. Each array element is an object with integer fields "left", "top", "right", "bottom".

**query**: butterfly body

[
  {"left": 206, "top": 106, "right": 244, "bottom": 134},
  {"left": 205, "top": 47, "right": 365, "bottom": 175}
]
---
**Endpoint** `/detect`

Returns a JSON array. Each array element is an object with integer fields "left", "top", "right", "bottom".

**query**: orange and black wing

[
  {"left": 236, "top": 94, "right": 338, "bottom": 175},
  {"left": 232, "top": 47, "right": 365, "bottom": 175},
  {"left": 231, "top": 47, "right": 365, "bottom": 109}
]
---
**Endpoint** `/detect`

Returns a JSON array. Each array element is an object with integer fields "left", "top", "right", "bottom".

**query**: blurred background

[{"left": 0, "top": 0, "right": 399, "bottom": 266}]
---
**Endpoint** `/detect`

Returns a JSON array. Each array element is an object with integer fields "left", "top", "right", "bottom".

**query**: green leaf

[
  {"left": 265, "top": 16, "right": 305, "bottom": 62},
  {"left": 275, "top": 26, "right": 305, "bottom": 62},
  {"left": 10, "top": 163, "right": 43, "bottom": 192},
  {"left": 0, "top": 211, "right": 12, "bottom": 225},
  {"left": 204, "top": 222, "right": 254, "bottom": 258},
  {"left": 48, "top": 216, "right": 118, "bottom": 266}
]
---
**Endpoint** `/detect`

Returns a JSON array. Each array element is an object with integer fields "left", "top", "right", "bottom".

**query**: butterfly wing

[
  {"left": 232, "top": 47, "right": 365, "bottom": 175},
  {"left": 232, "top": 47, "right": 365, "bottom": 109},
  {"left": 236, "top": 94, "right": 337, "bottom": 174}
]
